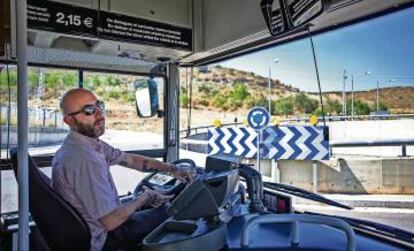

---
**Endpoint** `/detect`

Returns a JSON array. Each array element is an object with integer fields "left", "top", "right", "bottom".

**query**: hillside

[
  {"left": 322, "top": 87, "right": 414, "bottom": 114},
  {"left": 179, "top": 66, "right": 303, "bottom": 113},
  {"left": 184, "top": 66, "right": 300, "bottom": 92},
  {"left": 180, "top": 66, "right": 414, "bottom": 115}
]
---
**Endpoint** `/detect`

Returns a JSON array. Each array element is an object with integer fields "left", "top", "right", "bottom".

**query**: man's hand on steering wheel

[
  {"left": 140, "top": 189, "right": 174, "bottom": 208},
  {"left": 171, "top": 164, "right": 197, "bottom": 183}
]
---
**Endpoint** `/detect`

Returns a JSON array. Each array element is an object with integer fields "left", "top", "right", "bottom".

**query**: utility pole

[
  {"left": 351, "top": 71, "right": 370, "bottom": 119},
  {"left": 351, "top": 75, "right": 354, "bottom": 119},
  {"left": 342, "top": 70, "right": 347, "bottom": 116}
]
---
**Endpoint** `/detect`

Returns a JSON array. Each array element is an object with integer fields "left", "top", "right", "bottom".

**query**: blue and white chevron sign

[
  {"left": 208, "top": 127, "right": 257, "bottom": 158},
  {"left": 207, "top": 126, "right": 329, "bottom": 160},
  {"left": 261, "top": 126, "right": 329, "bottom": 160}
]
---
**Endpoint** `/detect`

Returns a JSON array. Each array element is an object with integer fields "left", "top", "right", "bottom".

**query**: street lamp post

[
  {"left": 268, "top": 59, "right": 279, "bottom": 115},
  {"left": 351, "top": 75, "right": 354, "bottom": 118},
  {"left": 351, "top": 71, "right": 371, "bottom": 119}
]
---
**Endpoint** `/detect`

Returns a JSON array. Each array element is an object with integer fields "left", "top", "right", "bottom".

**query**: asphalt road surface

[{"left": 295, "top": 205, "right": 414, "bottom": 233}]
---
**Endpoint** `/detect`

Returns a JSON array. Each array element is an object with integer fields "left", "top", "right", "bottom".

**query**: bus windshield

[{"left": 179, "top": 6, "right": 414, "bottom": 233}]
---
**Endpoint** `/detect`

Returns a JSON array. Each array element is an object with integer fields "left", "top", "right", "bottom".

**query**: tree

[
  {"left": 274, "top": 97, "right": 294, "bottom": 115},
  {"left": 180, "top": 93, "right": 190, "bottom": 108},
  {"left": 212, "top": 93, "right": 227, "bottom": 109},
  {"left": 326, "top": 98, "right": 342, "bottom": 115},
  {"left": 229, "top": 83, "right": 249, "bottom": 101},
  {"left": 346, "top": 100, "right": 371, "bottom": 115},
  {"left": 294, "top": 93, "right": 318, "bottom": 114},
  {"left": 378, "top": 102, "right": 389, "bottom": 111},
  {"left": 246, "top": 94, "right": 267, "bottom": 109}
]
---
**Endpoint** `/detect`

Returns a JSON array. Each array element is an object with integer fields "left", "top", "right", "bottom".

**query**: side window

[
  {"left": 83, "top": 72, "right": 165, "bottom": 151},
  {"left": 0, "top": 65, "right": 78, "bottom": 213}
]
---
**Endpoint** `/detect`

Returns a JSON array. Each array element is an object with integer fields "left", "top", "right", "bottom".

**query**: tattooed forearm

[
  {"left": 121, "top": 153, "right": 175, "bottom": 173},
  {"left": 118, "top": 160, "right": 129, "bottom": 167},
  {"left": 141, "top": 160, "right": 158, "bottom": 172}
]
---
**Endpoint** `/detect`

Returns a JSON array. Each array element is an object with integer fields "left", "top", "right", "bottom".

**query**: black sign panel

[
  {"left": 26, "top": 0, "right": 192, "bottom": 51},
  {"left": 261, "top": 0, "right": 324, "bottom": 37},
  {"left": 260, "top": 0, "right": 288, "bottom": 37},
  {"left": 98, "top": 11, "right": 192, "bottom": 51},
  {"left": 270, "top": 9, "right": 286, "bottom": 35},
  {"left": 27, "top": 0, "right": 98, "bottom": 37},
  {"left": 286, "top": 0, "right": 323, "bottom": 27}
]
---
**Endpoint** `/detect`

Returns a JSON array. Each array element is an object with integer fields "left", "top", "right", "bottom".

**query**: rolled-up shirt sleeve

[
  {"left": 100, "top": 140, "right": 125, "bottom": 165},
  {"left": 73, "top": 159, "right": 120, "bottom": 220}
]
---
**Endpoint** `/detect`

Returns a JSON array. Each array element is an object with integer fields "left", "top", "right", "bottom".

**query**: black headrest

[{"left": 10, "top": 148, "right": 91, "bottom": 251}]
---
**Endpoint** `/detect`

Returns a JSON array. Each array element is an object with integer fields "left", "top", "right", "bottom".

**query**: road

[{"left": 295, "top": 204, "right": 414, "bottom": 233}]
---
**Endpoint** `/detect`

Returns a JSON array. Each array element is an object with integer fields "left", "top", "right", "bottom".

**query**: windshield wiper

[
  {"left": 305, "top": 212, "right": 414, "bottom": 245},
  {"left": 263, "top": 181, "right": 352, "bottom": 210}
]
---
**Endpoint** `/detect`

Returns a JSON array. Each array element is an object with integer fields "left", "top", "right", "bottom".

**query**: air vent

[
  {"left": 328, "top": 0, "right": 363, "bottom": 12},
  {"left": 208, "top": 30, "right": 269, "bottom": 55}
]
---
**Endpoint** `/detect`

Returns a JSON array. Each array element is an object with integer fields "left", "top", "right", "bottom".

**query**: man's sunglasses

[{"left": 67, "top": 100, "right": 105, "bottom": 116}]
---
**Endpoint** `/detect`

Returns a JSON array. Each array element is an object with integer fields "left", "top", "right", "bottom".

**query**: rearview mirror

[
  {"left": 285, "top": 0, "right": 323, "bottom": 27},
  {"left": 134, "top": 79, "right": 159, "bottom": 118},
  {"left": 260, "top": 0, "right": 324, "bottom": 36}
]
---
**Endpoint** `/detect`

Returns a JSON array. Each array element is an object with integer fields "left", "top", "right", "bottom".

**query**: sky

[{"left": 217, "top": 6, "right": 414, "bottom": 93}]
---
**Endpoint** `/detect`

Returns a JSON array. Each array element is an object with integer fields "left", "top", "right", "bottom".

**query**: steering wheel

[{"left": 132, "top": 159, "right": 198, "bottom": 198}]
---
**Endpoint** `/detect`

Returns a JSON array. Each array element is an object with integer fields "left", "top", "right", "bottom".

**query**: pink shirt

[{"left": 52, "top": 130, "right": 124, "bottom": 251}]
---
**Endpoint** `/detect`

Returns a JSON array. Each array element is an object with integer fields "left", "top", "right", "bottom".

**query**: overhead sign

[
  {"left": 260, "top": 0, "right": 287, "bottom": 36},
  {"left": 286, "top": 0, "right": 323, "bottom": 27},
  {"left": 26, "top": 0, "right": 192, "bottom": 51},
  {"left": 247, "top": 107, "right": 270, "bottom": 131},
  {"left": 27, "top": 0, "right": 98, "bottom": 37},
  {"left": 260, "top": 0, "right": 323, "bottom": 37},
  {"left": 98, "top": 11, "right": 192, "bottom": 51}
]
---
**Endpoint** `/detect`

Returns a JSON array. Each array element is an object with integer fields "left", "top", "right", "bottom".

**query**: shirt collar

[{"left": 67, "top": 130, "right": 101, "bottom": 151}]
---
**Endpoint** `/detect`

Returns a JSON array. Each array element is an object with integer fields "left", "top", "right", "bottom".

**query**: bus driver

[{"left": 52, "top": 88, "right": 196, "bottom": 251}]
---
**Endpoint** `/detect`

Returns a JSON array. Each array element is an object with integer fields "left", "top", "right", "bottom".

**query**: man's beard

[{"left": 73, "top": 117, "right": 105, "bottom": 138}]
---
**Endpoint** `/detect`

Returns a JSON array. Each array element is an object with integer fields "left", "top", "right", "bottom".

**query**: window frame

[{"left": 0, "top": 62, "right": 169, "bottom": 170}]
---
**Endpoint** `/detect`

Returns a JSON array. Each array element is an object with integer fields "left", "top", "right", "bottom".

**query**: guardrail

[
  {"left": 0, "top": 105, "right": 65, "bottom": 129},
  {"left": 179, "top": 114, "right": 414, "bottom": 139},
  {"left": 180, "top": 122, "right": 241, "bottom": 139},
  {"left": 330, "top": 139, "right": 414, "bottom": 157}
]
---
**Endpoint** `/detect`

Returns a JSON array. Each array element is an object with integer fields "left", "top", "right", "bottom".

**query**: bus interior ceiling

[{"left": 1, "top": 0, "right": 413, "bottom": 70}]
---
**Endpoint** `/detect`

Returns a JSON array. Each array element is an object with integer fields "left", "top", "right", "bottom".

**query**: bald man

[{"left": 52, "top": 88, "right": 196, "bottom": 251}]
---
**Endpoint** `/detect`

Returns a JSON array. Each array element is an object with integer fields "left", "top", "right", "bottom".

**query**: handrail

[
  {"left": 330, "top": 139, "right": 414, "bottom": 147},
  {"left": 241, "top": 214, "right": 355, "bottom": 251}
]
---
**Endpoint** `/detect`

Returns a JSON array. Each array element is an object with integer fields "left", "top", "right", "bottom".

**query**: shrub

[
  {"left": 229, "top": 83, "right": 250, "bottom": 101},
  {"left": 273, "top": 97, "right": 294, "bottom": 115},
  {"left": 246, "top": 94, "right": 268, "bottom": 109},
  {"left": 346, "top": 100, "right": 371, "bottom": 115},
  {"left": 294, "top": 93, "right": 318, "bottom": 114},
  {"left": 180, "top": 93, "right": 190, "bottom": 108},
  {"left": 196, "top": 97, "right": 209, "bottom": 106},
  {"left": 212, "top": 94, "right": 227, "bottom": 108},
  {"left": 326, "top": 98, "right": 342, "bottom": 115}
]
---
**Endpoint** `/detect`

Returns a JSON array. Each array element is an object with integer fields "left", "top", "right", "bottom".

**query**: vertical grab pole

[
  {"left": 16, "top": 0, "right": 30, "bottom": 250},
  {"left": 166, "top": 63, "right": 179, "bottom": 162},
  {"left": 256, "top": 130, "right": 261, "bottom": 172}
]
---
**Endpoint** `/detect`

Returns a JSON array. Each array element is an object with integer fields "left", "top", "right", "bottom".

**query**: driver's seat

[{"left": 10, "top": 148, "right": 91, "bottom": 251}]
